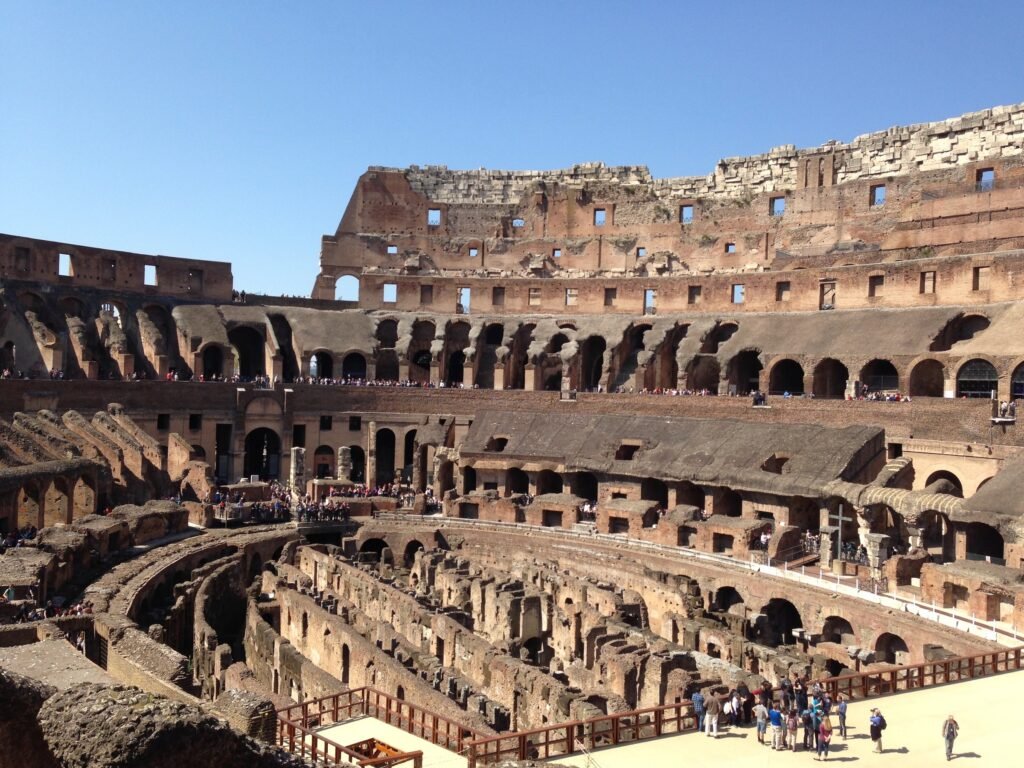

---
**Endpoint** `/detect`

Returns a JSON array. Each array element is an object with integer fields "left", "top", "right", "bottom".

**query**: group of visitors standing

[{"left": 690, "top": 679, "right": 961, "bottom": 761}]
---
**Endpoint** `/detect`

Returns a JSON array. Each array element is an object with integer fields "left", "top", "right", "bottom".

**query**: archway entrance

[
  {"left": 244, "top": 428, "right": 281, "bottom": 480},
  {"left": 769, "top": 359, "right": 804, "bottom": 395},
  {"left": 956, "top": 359, "right": 997, "bottom": 398},
  {"left": 342, "top": 353, "right": 367, "bottom": 380},
  {"left": 813, "top": 358, "right": 848, "bottom": 399},
  {"left": 909, "top": 359, "right": 945, "bottom": 397},
  {"left": 375, "top": 429, "right": 396, "bottom": 486}
]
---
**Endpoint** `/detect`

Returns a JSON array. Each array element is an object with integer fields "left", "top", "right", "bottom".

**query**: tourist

[
  {"left": 816, "top": 715, "right": 833, "bottom": 761},
  {"left": 768, "top": 701, "right": 785, "bottom": 749},
  {"left": 753, "top": 699, "right": 769, "bottom": 744},
  {"left": 942, "top": 714, "right": 959, "bottom": 761},
  {"left": 836, "top": 693, "right": 847, "bottom": 738},
  {"left": 691, "top": 688, "right": 705, "bottom": 731},
  {"left": 869, "top": 707, "right": 886, "bottom": 753},
  {"left": 786, "top": 708, "right": 800, "bottom": 751},
  {"left": 703, "top": 691, "right": 721, "bottom": 737}
]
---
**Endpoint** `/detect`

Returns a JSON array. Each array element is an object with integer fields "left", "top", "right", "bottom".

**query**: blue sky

[{"left": 3, "top": 1, "right": 1024, "bottom": 297}]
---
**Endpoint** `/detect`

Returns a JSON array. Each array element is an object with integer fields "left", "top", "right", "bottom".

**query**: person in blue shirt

[
  {"left": 768, "top": 702, "right": 785, "bottom": 750},
  {"left": 836, "top": 694, "right": 848, "bottom": 739},
  {"left": 691, "top": 690, "right": 705, "bottom": 731}
]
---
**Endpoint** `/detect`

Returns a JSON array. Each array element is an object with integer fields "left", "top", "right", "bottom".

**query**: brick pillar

[
  {"left": 492, "top": 364, "right": 505, "bottom": 390},
  {"left": 366, "top": 422, "right": 377, "bottom": 488},
  {"left": 399, "top": 361, "right": 410, "bottom": 382},
  {"left": 463, "top": 364, "right": 474, "bottom": 389},
  {"left": 819, "top": 525, "right": 838, "bottom": 570},
  {"left": 429, "top": 362, "right": 440, "bottom": 385},
  {"left": 289, "top": 447, "right": 305, "bottom": 493},
  {"left": 337, "top": 446, "right": 352, "bottom": 482},
  {"left": 524, "top": 364, "right": 539, "bottom": 391}
]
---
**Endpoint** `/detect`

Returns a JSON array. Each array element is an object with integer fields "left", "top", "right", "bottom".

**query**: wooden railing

[
  {"left": 466, "top": 646, "right": 1024, "bottom": 766},
  {"left": 277, "top": 687, "right": 483, "bottom": 763}
]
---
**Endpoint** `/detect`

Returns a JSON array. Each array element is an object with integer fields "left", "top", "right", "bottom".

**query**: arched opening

[
  {"left": 506, "top": 467, "right": 528, "bottom": 496},
  {"left": 711, "top": 586, "right": 744, "bottom": 615},
  {"left": 716, "top": 488, "right": 742, "bottom": 517},
  {"left": 341, "top": 352, "right": 366, "bottom": 381},
  {"left": 228, "top": 326, "right": 265, "bottom": 379},
  {"left": 700, "top": 322, "right": 738, "bottom": 354},
  {"left": 403, "top": 430, "right": 417, "bottom": 483},
  {"left": 909, "top": 359, "right": 945, "bottom": 397},
  {"left": 768, "top": 359, "right": 804, "bottom": 395},
  {"left": 403, "top": 540, "right": 425, "bottom": 568},
  {"left": 919, "top": 510, "right": 951, "bottom": 557},
  {"left": 475, "top": 323, "right": 504, "bottom": 389},
  {"left": 609, "top": 324, "right": 651, "bottom": 391},
  {"left": 640, "top": 478, "right": 668, "bottom": 507},
  {"left": 396, "top": 685, "right": 405, "bottom": 701},
  {"left": 812, "top": 358, "right": 849, "bottom": 399},
  {"left": 462, "top": 465, "right": 477, "bottom": 493},
  {"left": 43, "top": 479, "right": 71, "bottom": 526},
  {"left": 244, "top": 428, "right": 281, "bottom": 480},
  {"left": 359, "top": 538, "right": 388, "bottom": 562},
  {"left": 310, "top": 352, "right": 334, "bottom": 380},
  {"left": 313, "top": 446, "right": 335, "bottom": 479},
  {"left": 409, "top": 321, "right": 436, "bottom": 384},
  {"left": 956, "top": 358, "right": 998, "bottom": 398},
  {"left": 860, "top": 359, "right": 898, "bottom": 393},
  {"left": 349, "top": 445, "right": 366, "bottom": 483},
  {"left": 506, "top": 323, "right": 535, "bottom": 390},
  {"left": 726, "top": 350, "right": 763, "bottom": 395},
  {"left": 443, "top": 321, "right": 470, "bottom": 386},
  {"left": 0, "top": 340, "right": 15, "bottom": 373},
  {"left": 925, "top": 470, "right": 963, "bottom": 497},
  {"left": 201, "top": 345, "right": 224, "bottom": 379},
  {"left": 570, "top": 472, "right": 598, "bottom": 502},
  {"left": 375, "top": 350, "right": 399, "bottom": 382},
  {"left": 820, "top": 616, "right": 854, "bottom": 644},
  {"left": 445, "top": 350, "right": 466, "bottom": 385},
  {"left": 754, "top": 598, "right": 803, "bottom": 647},
  {"left": 579, "top": 336, "right": 606, "bottom": 391},
  {"left": 930, "top": 313, "right": 991, "bottom": 351},
  {"left": 341, "top": 644, "right": 351, "bottom": 684},
  {"left": 536, "top": 470, "right": 563, "bottom": 495},
  {"left": 540, "top": 332, "right": 569, "bottom": 391},
  {"left": 647, "top": 323, "right": 688, "bottom": 390},
  {"left": 73, "top": 476, "right": 96, "bottom": 517},
  {"left": 376, "top": 319, "right": 398, "bottom": 349},
  {"left": 874, "top": 632, "right": 909, "bottom": 665},
  {"left": 686, "top": 355, "right": 720, "bottom": 393},
  {"left": 59, "top": 296, "right": 85, "bottom": 320},
  {"left": 965, "top": 522, "right": 1004, "bottom": 561},
  {"left": 438, "top": 460, "right": 455, "bottom": 495},
  {"left": 375, "top": 428, "right": 396, "bottom": 485},
  {"left": 17, "top": 482, "right": 42, "bottom": 528},
  {"left": 336, "top": 275, "right": 360, "bottom": 302}
]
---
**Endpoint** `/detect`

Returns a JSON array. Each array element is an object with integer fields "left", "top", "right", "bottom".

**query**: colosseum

[{"left": 3, "top": 101, "right": 1024, "bottom": 767}]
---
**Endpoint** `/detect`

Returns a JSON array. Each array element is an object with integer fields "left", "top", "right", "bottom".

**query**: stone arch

[
  {"left": 243, "top": 428, "right": 281, "bottom": 480},
  {"left": 58, "top": 296, "right": 86, "bottom": 320},
  {"left": 340, "top": 352, "right": 365, "bottom": 380},
  {"left": 73, "top": 475, "right": 97, "bottom": 517},
  {"left": 578, "top": 336, "right": 606, "bottom": 391},
  {"left": 925, "top": 470, "right": 963, "bottom": 497},
  {"left": 375, "top": 319, "right": 398, "bottom": 349},
  {"left": 475, "top": 323, "right": 505, "bottom": 389},
  {"left": 711, "top": 586, "right": 745, "bottom": 615},
  {"left": 768, "top": 358, "right": 804, "bottom": 395},
  {"left": 349, "top": 445, "right": 366, "bottom": 483},
  {"left": 726, "top": 350, "right": 762, "bottom": 395},
  {"left": 820, "top": 615, "right": 854, "bottom": 644},
  {"left": 540, "top": 332, "right": 569, "bottom": 391},
  {"left": 536, "top": 469, "right": 563, "bottom": 495},
  {"left": 908, "top": 358, "right": 945, "bottom": 397},
  {"left": 918, "top": 509, "right": 952, "bottom": 556},
  {"left": 506, "top": 467, "right": 528, "bottom": 496},
  {"left": 408, "top": 320, "right": 436, "bottom": 384},
  {"left": 437, "top": 460, "right": 455, "bottom": 495},
  {"left": 375, "top": 350, "right": 399, "bottom": 382},
  {"left": 403, "top": 539, "right": 425, "bottom": 568},
  {"left": 860, "top": 358, "right": 898, "bottom": 392},
  {"left": 965, "top": 522, "right": 1004, "bottom": 560},
  {"left": 874, "top": 632, "right": 909, "bottom": 665},
  {"left": 1010, "top": 360, "right": 1024, "bottom": 399},
  {"left": 640, "top": 477, "right": 668, "bottom": 507},
  {"left": 375, "top": 428, "right": 396, "bottom": 485},
  {"left": 685, "top": 355, "right": 720, "bottom": 393},
  {"left": 812, "top": 358, "right": 849, "bottom": 399},
  {"left": 443, "top": 321, "right": 471, "bottom": 386},
  {"left": 335, "top": 274, "right": 360, "bottom": 302},
  {"left": 930, "top": 313, "right": 991, "bottom": 351},
  {"left": 200, "top": 344, "right": 225, "bottom": 379},
  {"left": 17, "top": 481, "right": 42, "bottom": 528},
  {"left": 313, "top": 445, "right": 335, "bottom": 479},
  {"left": 310, "top": 351, "right": 334, "bottom": 379},
  {"left": 44, "top": 477, "right": 71, "bottom": 526},
  {"left": 359, "top": 538, "right": 388, "bottom": 562},
  {"left": 609, "top": 323, "right": 652, "bottom": 391},
  {"left": 754, "top": 597, "right": 803, "bottom": 647},
  {"left": 956, "top": 357, "right": 998, "bottom": 398},
  {"left": 403, "top": 429, "right": 417, "bottom": 482},
  {"left": 700, "top": 321, "right": 738, "bottom": 354},
  {"left": 506, "top": 323, "right": 535, "bottom": 390},
  {"left": 227, "top": 326, "right": 265, "bottom": 379},
  {"left": 647, "top": 323, "right": 689, "bottom": 390}
]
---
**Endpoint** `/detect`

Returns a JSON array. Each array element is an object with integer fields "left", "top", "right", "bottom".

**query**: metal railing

[{"left": 277, "top": 687, "right": 482, "bottom": 763}]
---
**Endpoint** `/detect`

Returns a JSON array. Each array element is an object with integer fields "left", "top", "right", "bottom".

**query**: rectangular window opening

[
  {"left": 349, "top": 416, "right": 362, "bottom": 431},
  {"left": 725, "top": 242, "right": 736, "bottom": 254},
  {"left": 604, "top": 287, "right": 617, "bottom": 307},
  {"left": 529, "top": 287, "right": 541, "bottom": 307},
  {"left": 188, "top": 413, "right": 202, "bottom": 431},
  {"left": 58, "top": 253, "right": 72, "bottom": 277},
  {"left": 144, "top": 264, "right": 157, "bottom": 286},
  {"left": 382, "top": 283, "right": 398, "bottom": 303},
  {"left": 552, "top": 248, "right": 562, "bottom": 259},
  {"left": 680, "top": 204, "right": 694, "bottom": 224},
  {"left": 386, "top": 244, "right": 398, "bottom": 255},
  {"left": 156, "top": 414, "right": 170, "bottom": 431},
  {"left": 320, "top": 415, "right": 333, "bottom": 431},
  {"left": 492, "top": 286, "right": 505, "bottom": 306},
  {"left": 458, "top": 287, "right": 471, "bottom": 313},
  {"left": 643, "top": 289, "right": 657, "bottom": 315},
  {"left": 820, "top": 281, "right": 836, "bottom": 310},
  {"left": 469, "top": 247, "right": 479, "bottom": 258},
  {"left": 688, "top": 285, "right": 702, "bottom": 305},
  {"left": 420, "top": 285, "right": 434, "bottom": 305},
  {"left": 920, "top": 271, "right": 936, "bottom": 295},
  {"left": 870, "top": 184, "right": 887, "bottom": 207},
  {"left": 511, "top": 218, "right": 525, "bottom": 228},
  {"left": 868, "top": 274, "right": 884, "bottom": 298},
  {"left": 977, "top": 168, "right": 995, "bottom": 192},
  {"left": 615, "top": 443, "right": 640, "bottom": 461},
  {"left": 565, "top": 288, "right": 578, "bottom": 306},
  {"left": 973, "top": 265, "right": 990, "bottom": 291},
  {"left": 427, "top": 208, "right": 442, "bottom": 226},
  {"left": 775, "top": 281, "right": 791, "bottom": 302},
  {"left": 770, "top": 197, "right": 786, "bottom": 216},
  {"left": 292, "top": 424, "right": 306, "bottom": 448},
  {"left": 636, "top": 247, "right": 647, "bottom": 259},
  {"left": 15, "top": 246, "right": 31, "bottom": 271},
  {"left": 593, "top": 208, "right": 606, "bottom": 226},
  {"left": 731, "top": 284, "right": 745, "bottom": 304}
]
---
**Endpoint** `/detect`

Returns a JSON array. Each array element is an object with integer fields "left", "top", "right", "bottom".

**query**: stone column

[
  {"left": 819, "top": 524, "right": 838, "bottom": 570},
  {"left": 337, "top": 445, "right": 352, "bottom": 482},
  {"left": 524, "top": 364, "right": 538, "bottom": 391},
  {"left": 492, "top": 364, "right": 505, "bottom": 390},
  {"left": 863, "top": 533, "right": 891, "bottom": 580},
  {"left": 289, "top": 447, "right": 305, "bottom": 494},
  {"left": 366, "top": 421, "right": 377, "bottom": 487},
  {"left": 429, "top": 362, "right": 440, "bottom": 385}
]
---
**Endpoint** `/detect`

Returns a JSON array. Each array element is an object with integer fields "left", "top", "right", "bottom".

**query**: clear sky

[{"left": 3, "top": 1, "right": 1024, "bottom": 297}]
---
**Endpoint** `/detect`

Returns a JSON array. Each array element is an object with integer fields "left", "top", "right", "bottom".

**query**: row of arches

[{"left": 15, "top": 474, "right": 98, "bottom": 528}]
